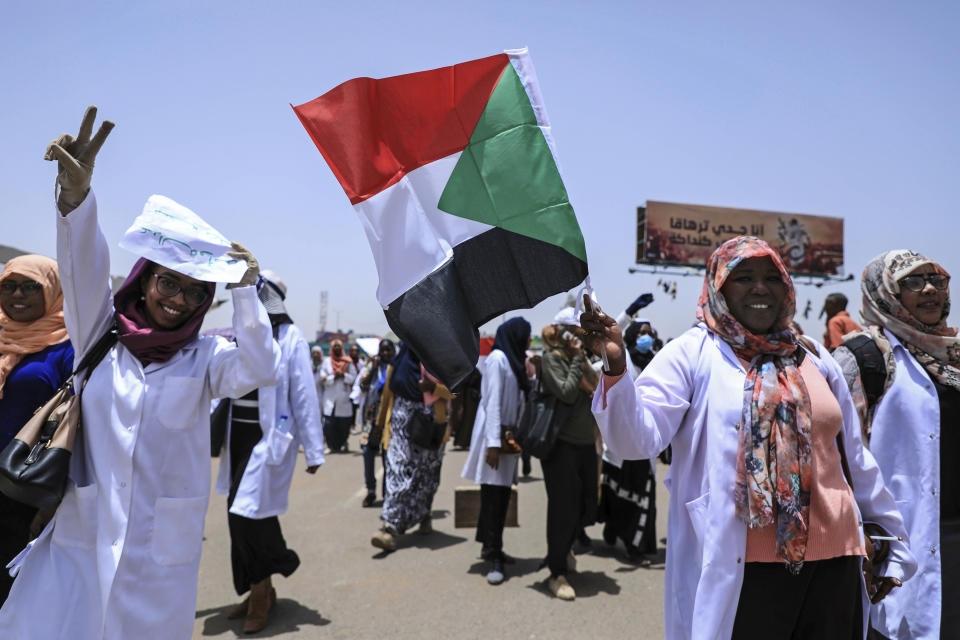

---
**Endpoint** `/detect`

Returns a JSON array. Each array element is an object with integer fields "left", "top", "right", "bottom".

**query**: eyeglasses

[
  {"left": 151, "top": 273, "right": 210, "bottom": 307},
  {"left": 899, "top": 273, "right": 950, "bottom": 292},
  {"left": 0, "top": 281, "right": 43, "bottom": 295}
]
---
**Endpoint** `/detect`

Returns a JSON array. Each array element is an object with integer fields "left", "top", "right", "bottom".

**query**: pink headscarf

[{"left": 113, "top": 258, "right": 215, "bottom": 365}]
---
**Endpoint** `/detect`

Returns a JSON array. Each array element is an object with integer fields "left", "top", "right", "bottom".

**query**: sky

[{"left": 3, "top": 1, "right": 958, "bottom": 344}]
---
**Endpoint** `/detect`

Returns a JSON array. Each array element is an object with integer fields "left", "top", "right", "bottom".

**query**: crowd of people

[{"left": 0, "top": 106, "right": 955, "bottom": 640}]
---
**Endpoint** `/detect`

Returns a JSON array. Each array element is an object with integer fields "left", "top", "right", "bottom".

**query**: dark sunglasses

[
  {"left": 899, "top": 273, "right": 950, "bottom": 292},
  {"left": 152, "top": 273, "right": 210, "bottom": 307},
  {"left": 0, "top": 281, "right": 43, "bottom": 295}
]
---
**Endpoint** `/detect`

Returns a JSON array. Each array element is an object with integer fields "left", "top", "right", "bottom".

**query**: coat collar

[{"left": 882, "top": 327, "right": 932, "bottom": 383}]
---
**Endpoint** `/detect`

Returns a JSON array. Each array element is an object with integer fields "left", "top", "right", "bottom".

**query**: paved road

[{"left": 193, "top": 436, "right": 669, "bottom": 639}]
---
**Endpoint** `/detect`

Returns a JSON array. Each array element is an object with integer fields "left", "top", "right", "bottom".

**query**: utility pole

[{"left": 318, "top": 291, "right": 328, "bottom": 333}]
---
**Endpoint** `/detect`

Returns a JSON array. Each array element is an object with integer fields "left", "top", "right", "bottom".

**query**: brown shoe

[
  {"left": 371, "top": 527, "right": 398, "bottom": 552},
  {"left": 243, "top": 578, "right": 275, "bottom": 634},
  {"left": 227, "top": 596, "right": 249, "bottom": 620},
  {"left": 547, "top": 575, "right": 575, "bottom": 601}
]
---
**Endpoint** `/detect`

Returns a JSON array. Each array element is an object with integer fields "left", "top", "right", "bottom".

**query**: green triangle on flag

[{"left": 437, "top": 63, "right": 587, "bottom": 263}]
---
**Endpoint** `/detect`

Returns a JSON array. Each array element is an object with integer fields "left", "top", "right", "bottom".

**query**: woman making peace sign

[{"left": 0, "top": 107, "right": 280, "bottom": 640}]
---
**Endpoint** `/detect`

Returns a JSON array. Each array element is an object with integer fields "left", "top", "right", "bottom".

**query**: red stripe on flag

[
  {"left": 478, "top": 337, "right": 496, "bottom": 356},
  {"left": 293, "top": 54, "right": 510, "bottom": 205}
]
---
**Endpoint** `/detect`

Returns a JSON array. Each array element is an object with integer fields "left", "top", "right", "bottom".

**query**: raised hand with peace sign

[{"left": 44, "top": 105, "right": 114, "bottom": 213}]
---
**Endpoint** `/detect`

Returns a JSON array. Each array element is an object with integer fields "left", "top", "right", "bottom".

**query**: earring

[{"left": 140, "top": 295, "right": 146, "bottom": 301}]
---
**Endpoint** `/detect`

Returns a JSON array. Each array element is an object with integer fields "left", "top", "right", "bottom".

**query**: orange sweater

[{"left": 745, "top": 356, "right": 865, "bottom": 562}]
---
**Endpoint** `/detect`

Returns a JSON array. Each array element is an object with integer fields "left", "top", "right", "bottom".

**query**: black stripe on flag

[{"left": 384, "top": 227, "right": 587, "bottom": 388}]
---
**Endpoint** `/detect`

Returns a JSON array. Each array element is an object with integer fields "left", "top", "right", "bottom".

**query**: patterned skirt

[{"left": 381, "top": 397, "right": 445, "bottom": 534}]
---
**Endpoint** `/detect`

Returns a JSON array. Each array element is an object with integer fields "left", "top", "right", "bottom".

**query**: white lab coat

[
  {"left": 592, "top": 324, "right": 916, "bottom": 640},
  {"left": 319, "top": 358, "right": 358, "bottom": 417},
  {"left": 865, "top": 330, "right": 944, "bottom": 639},
  {"left": 313, "top": 363, "right": 325, "bottom": 411},
  {"left": 0, "top": 192, "right": 280, "bottom": 640},
  {"left": 461, "top": 350, "right": 522, "bottom": 486},
  {"left": 215, "top": 323, "right": 326, "bottom": 519},
  {"left": 350, "top": 364, "right": 366, "bottom": 421}
]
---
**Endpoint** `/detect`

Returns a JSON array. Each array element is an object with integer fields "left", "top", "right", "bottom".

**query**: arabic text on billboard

[{"left": 637, "top": 201, "right": 843, "bottom": 276}]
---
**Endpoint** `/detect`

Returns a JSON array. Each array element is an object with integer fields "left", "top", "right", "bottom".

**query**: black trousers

[
  {"left": 541, "top": 439, "right": 598, "bottom": 577},
  {"left": 732, "top": 555, "right": 863, "bottom": 640},
  {"left": 0, "top": 494, "right": 35, "bottom": 604},
  {"left": 476, "top": 484, "right": 511, "bottom": 559}
]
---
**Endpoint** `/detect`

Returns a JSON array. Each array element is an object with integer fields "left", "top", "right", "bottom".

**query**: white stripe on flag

[{"left": 354, "top": 151, "right": 494, "bottom": 308}]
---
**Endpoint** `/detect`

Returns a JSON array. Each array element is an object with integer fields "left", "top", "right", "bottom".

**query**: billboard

[{"left": 636, "top": 201, "right": 844, "bottom": 276}]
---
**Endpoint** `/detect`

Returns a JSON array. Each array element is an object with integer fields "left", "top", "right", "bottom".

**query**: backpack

[{"left": 842, "top": 334, "right": 888, "bottom": 412}]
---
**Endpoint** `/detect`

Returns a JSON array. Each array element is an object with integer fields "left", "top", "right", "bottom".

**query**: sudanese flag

[{"left": 293, "top": 48, "right": 587, "bottom": 388}]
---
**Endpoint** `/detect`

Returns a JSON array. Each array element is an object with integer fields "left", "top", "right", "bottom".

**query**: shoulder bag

[
  {"left": 408, "top": 407, "right": 446, "bottom": 450},
  {"left": 515, "top": 377, "right": 573, "bottom": 460},
  {"left": 0, "top": 324, "right": 118, "bottom": 509}
]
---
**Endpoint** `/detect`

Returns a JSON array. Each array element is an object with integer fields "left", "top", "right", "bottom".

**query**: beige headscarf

[{"left": 0, "top": 255, "right": 69, "bottom": 397}]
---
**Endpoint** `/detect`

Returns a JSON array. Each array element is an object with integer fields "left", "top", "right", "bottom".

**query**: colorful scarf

[
  {"left": 0, "top": 255, "right": 70, "bottom": 398},
  {"left": 860, "top": 250, "right": 960, "bottom": 391},
  {"left": 329, "top": 339, "right": 353, "bottom": 375},
  {"left": 696, "top": 236, "right": 813, "bottom": 572},
  {"left": 114, "top": 258, "right": 215, "bottom": 365}
]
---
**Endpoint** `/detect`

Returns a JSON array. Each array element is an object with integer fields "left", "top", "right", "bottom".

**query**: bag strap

[
  {"left": 843, "top": 334, "right": 888, "bottom": 411},
  {"left": 68, "top": 323, "right": 119, "bottom": 390}
]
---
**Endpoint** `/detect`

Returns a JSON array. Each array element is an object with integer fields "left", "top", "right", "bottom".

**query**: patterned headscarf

[
  {"left": 860, "top": 250, "right": 960, "bottom": 390},
  {"left": 697, "top": 236, "right": 813, "bottom": 573},
  {"left": 0, "top": 255, "right": 70, "bottom": 398}
]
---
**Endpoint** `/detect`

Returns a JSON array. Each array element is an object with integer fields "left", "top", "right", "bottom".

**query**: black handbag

[
  {"left": 0, "top": 325, "right": 118, "bottom": 509},
  {"left": 516, "top": 379, "right": 572, "bottom": 459},
  {"left": 407, "top": 408, "right": 446, "bottom": 450}
]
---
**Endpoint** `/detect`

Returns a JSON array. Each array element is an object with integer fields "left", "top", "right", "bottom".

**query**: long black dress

[{"left": 227, "top": 389, "right": 301, "bottom": 595}]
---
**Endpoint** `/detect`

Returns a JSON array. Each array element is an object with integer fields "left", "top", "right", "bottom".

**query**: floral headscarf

[
  {"left": 860, "top": 250, "right": 960, "bottom": 391},
  {"left": 697, "top": 236, "right": 813, "bottom": 573},
  {"left": 0, "top": 255, "right": 70, "bottom": 398}
]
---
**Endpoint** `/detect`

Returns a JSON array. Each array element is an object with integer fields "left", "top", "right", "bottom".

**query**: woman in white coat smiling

[
  {"left": 214, "top": 271, "right": 325, "bottom": 633},
  {"left": 833, "top": 250, "right": 960, "bottom": 639},
  {"left": 461, "top": 317, "right": 530, "bottom": 585},
  {"left": 0, "top": 108, "right": 280, "bottom": 640},
  {"left": 581, "top": 236, "right": 915, "bottom": 640}
]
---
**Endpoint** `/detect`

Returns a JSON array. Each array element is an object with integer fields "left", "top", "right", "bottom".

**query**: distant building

[
  {"left": 315, "top": 330, "right": 353, "bottom": 344},
  {"left": 0, "top": 244, "right": 29, "bottom": 267}
]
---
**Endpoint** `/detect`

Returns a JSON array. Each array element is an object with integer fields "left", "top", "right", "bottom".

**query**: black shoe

[
  {"left": 602, "top": 523, "right": 617, "bottom": 546},
  {"left": 522, "top": 458, "right": 532, "bottom": 477},
  {"left": 362, "top": 493, "right": 376, "bottom": 508}
]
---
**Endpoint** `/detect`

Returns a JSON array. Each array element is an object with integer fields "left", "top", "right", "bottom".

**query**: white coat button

[
  {"left": 120, "top": 482, "right": 126, "bottom": 488},
  {"left": 931, "top": 489, "right": 936, "bottom": 495},
  {"left": 930, "top": 434, "right": 935, "bottom": 439},
  {"left": 113, "top": 539, "right": 119, "bottom": 547},
  {"left": 931, "top": 547, "right": 937, "bottom": 554},
  {"left": 736, "top": 557, "right": 742, "bottom": 563}
]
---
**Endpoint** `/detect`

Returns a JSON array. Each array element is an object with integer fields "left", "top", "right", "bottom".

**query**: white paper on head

[{"left": 118, "top": 195, "right": 247, "bottom": 283}]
